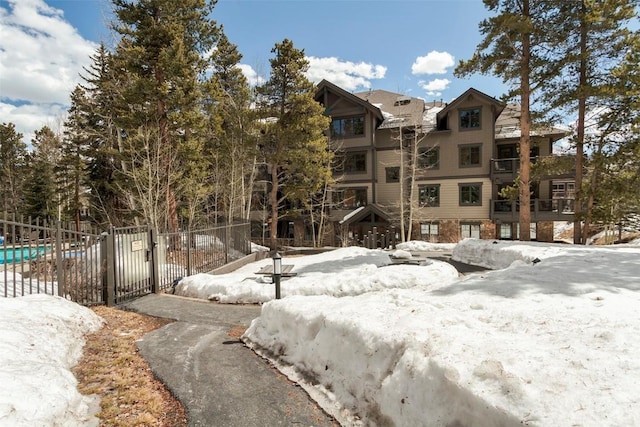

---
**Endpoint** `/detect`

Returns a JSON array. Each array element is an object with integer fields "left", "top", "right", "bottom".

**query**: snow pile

[
  {"left": 243, "top": 240, "right": 640, "bottom": 426},
  {"left": 0, "top": 295, "right": 103, "bottom": 426},
  {"left": 251, "top": 242, "right": 270, "bottom": 252},
  {"left": 396, "top": 241, "right": 456, "bottom": 252},
  {"left": 451, "top": 238, "right": 566, "bottom": 269},
  {"left": 0, "top": 272, "right": 58, "bottom": 298},
  {"left": 175, "top": 247, "right": 459, "bottom": 303}
]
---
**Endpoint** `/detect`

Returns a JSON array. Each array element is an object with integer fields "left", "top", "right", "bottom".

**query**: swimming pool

[{"left": 0, "top": 246, "right": 51, "bottom": 264}]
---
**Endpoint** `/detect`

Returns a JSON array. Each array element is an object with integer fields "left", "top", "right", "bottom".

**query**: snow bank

[
  {"left": 0, "top": 295, "right": 103, "bottom": 426},
  {"left": 451, "top": 238, "right": 566, "bottom": 269},
  {"left": 175, "top": 247, "right": 459, "bottom": 303},
  {"left": 396, "top": 241, "right": 456, "bottom": 252},
  {"left": 244, "top": 241, "right": 640, "bottom": 426}
]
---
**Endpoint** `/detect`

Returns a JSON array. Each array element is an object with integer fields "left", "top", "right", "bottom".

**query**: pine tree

[
  {"left": 204, "top": 29, "right": 256, "bottom": 225},
  {"left": 0, "top": 122, "right": 27, "bottom": 214},
  {"left": 23, "top": 126, "right": 60, "bottom": 221},
  {"left": 455, "top": 0, "right": 554, "bottom": 241},
  {"left": 539, "top": 0, "right": 638, "bottom": 243},
  {"left": 257, "top": 39, "right": 332, "bottom": 248},
  {"left": 110, "top": 0, "right": 218, "bottom": 231},
  {"left": 78, "top": 43, "right": 132, "bottom": 227},
  {"left": 583, "top": 30, "right": 640, "bottom": 233},
  {"left": 60, "top": 86, "right": 91, "bottom": 230}
]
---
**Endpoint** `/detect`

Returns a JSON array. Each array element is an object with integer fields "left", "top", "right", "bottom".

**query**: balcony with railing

[
  {"left": 491, "top": 155, "right": 576, "bottom": 180},
  {"left": 491, "top": 198, "right": 575, "bottom": 222}
]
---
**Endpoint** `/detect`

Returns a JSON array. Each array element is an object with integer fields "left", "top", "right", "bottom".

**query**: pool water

[{"left": 0, "top": 246, "right": 51, "bottom": 264}]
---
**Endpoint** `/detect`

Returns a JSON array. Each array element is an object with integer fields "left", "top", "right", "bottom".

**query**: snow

[
  {"left": 3, "top": 238, "right": 640, "bottom": 426},
  {"left": 396, "top": 240, "right": 456, "bottom": 252},
  {"left": 339, "top": 206, "right": 365, "bottom": 224},
  {"left": 176, "top": 239, "right": 640, "bottom": 426},
  {"left": 175, "top": 247, "right": 460, "bottom": 303},
  {"left": 0, "top": 294, "right": 103, "bottom": 426}
]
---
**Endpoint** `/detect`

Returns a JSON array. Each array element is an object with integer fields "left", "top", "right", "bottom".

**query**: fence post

[
  {"left": 224, "top": 223, "right": 229, "bottom": 264},
  {"left": 55, "top": 220, "right": 65, "bottom": 297},
  {"left": 103, "top": 228, "right": 116, "bottom": 306},
  {"left": 186, "top": 227, "right": 192, "bottom": 277},
  {"left": 373, "top": 227, "right": 378, "bottom": 249},
  {"left": 149, "top": 226, "right": 159, "bottom": 294},
  {"left": 391, "top": 226, "right": 397, "bottom": 249}
]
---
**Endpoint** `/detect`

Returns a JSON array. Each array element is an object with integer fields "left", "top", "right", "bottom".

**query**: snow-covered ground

[
  {"left": 176, "top": 239, "right": 640, "bottom": 426},
  {"left": 3, "top": 238, "right": 640, "bottom": 426},
  {"left": 0, "top": 294, "right": 103, "bottom": 426},
  {"left": 175, "top": 246, "right": 460, "bottom": 303}
]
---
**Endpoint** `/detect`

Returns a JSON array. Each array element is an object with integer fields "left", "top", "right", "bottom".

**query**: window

[
  {"left": 459, "top": 183, "right": 482, "bottom": 206},
  {"left": 418, "top": 147, "right": 439, "bottom": 169},
  {"left": 331, "top": 116, "right": 365, "bottom": 138},
  {"left": 386, "top": 167, "right": 400, "bottom": 183},
  {"left": 394, "top": 96, "right": 411, "bottom": 106},
  {"left": 499, "top": 223, "right": 513, "bottom": 239},
  {"left": 336, "top": 151, "right": 366, "bottom": 173},
  {"left": 461, "top": 223, "right": 480, "bottom": 239},
  {"left": 459, "top": 144, "right": 481, "bottom": 167},
  {"left": 552, "top": 181, "right": 575, "bottom": 199},
  {"left": 421, "top": 222, "right": 439, "bottom": 240},
  {"left": 459, "top": 107, "right": 481, "bottom": 129},
  {"left": 418, "top": 184, "right": 440, "bottom": 207},
  {"left": 333, "top": 188, "right": 367, "bottom": 209}
]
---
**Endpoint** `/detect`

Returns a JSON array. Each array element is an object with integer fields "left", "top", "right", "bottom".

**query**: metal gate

[{"left": 104, "top": 225, "right": 158, "bottom": 305}]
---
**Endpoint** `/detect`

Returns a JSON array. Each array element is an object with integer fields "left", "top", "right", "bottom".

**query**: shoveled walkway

[{"left": 122, "top": 294, "right": 337, "bottom": 427}]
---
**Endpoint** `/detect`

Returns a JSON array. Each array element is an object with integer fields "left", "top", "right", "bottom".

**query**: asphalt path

[
  {"left": 122, "top": 294, "right": 338, "bottom": 427},
  {"left": 121, "top": 251, "right": 483, "bottom": 426},
  {"left": 410, "top": 250, "right": 489, "bottom": 274}
]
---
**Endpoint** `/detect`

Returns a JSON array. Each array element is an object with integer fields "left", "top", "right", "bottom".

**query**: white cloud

[
  {"left": 0, "top": 0, "right": 96, "bottom": 138},
  {"left": 237, "top": 64, "right": 265, "bottom": 87},
  {"left": 419, "top": 78, "right": 451, "bottom": 97},
  {"left": 411, "top": 51, "right": 455, "bottom": 75},
  {"left": 305, "top": 57, "right": 387, "bottom": 91},
  {"left": 0, "top": 102, "right": 67, "bottom": 146}
]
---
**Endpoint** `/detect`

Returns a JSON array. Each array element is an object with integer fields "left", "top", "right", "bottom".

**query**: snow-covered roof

[
  {"left": 495, "top": 103, "right": 568, "bottom": 140},
  {"left": 355, "top": 89, "right": 425, "bottom": 129},
  {"left": 339, "top": 206, "right": 365, "bottom": 224}
]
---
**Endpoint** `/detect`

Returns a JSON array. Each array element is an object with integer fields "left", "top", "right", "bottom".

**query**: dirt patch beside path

[{"left": 73, "top": 306, "right": 188, "bottom": 427}]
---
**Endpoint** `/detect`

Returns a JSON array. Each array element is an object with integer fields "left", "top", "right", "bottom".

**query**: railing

[
  {"left": 1, "top": 216, "right": 102, "bottom": 305},
  {"left": 1, "top": 216, "right": 251, "bottom": 306},
  {"left": 492, "top": 158, "right": 519, "bottom": 174},
  {"left": 491, "top": 155, "right": 576, "bottom": 178},
  {"left": 491, "top": 198, "right": 575, "bottom": 221},
  {"left": 354, "top": 227, "right": 397, "bottom": 250},
  {"left": 158, "top": 223, "right": 251, "bottom": 292}
]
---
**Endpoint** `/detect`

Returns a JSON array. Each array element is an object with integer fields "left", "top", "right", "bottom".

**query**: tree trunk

[
  {"left": 519, "top": 0, "right": 532, "bottom": 241},
  {"left": 407, "top": 129, "right": 419, "bottom": 240},
  {"left": 269, "top": 164, "right": 279, "bottom": 249},
  {"left": 399, "top": 129, "right": 405, "bottom": 242},
  {"left": 574, "top": 0, "right": 588, "bottom": 245}
]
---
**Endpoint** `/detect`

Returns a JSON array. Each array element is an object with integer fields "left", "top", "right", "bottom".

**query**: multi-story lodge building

[
  {"left": 251, "top": 79, "right": 573, "bottom": 246},
  {"left": 313, "top": 79, "right": 572, "bottom": 245}
]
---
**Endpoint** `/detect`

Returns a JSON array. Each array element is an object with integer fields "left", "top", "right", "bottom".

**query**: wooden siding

[
  {"left": 376, "top": 150, "right": 403, "bottom": 205},
  {"left": 411, "top": 177, "right": 492, "bottom": 220}
]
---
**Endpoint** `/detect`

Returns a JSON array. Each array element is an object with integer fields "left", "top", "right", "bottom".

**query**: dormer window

[
  {"left": 459, "top": 107, "right": 481, "bottom": 130},
  {"left": 394, "top": 96, "right": 411, "bottom": 106}
]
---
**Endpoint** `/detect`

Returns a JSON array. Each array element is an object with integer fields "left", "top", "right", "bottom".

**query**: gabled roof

[
  {"left": 354, "top": 89, "right": 425, "bottom": 129},
  {"left": 338, "top": 203, "right": 392, "bottom": 226},
  {"left": 315, "top": 79, "right": 384, "bottom": 122},
  {"left": 437, "top": 87, "right": 505, "bottom": 122},
  {"left": 495, "top": 103, "right": 568, "bottom": 141}
]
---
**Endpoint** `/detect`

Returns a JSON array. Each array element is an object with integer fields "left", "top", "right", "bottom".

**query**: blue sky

[{"left": 0, "top": 0, "right": 509, "bottom": 143}]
